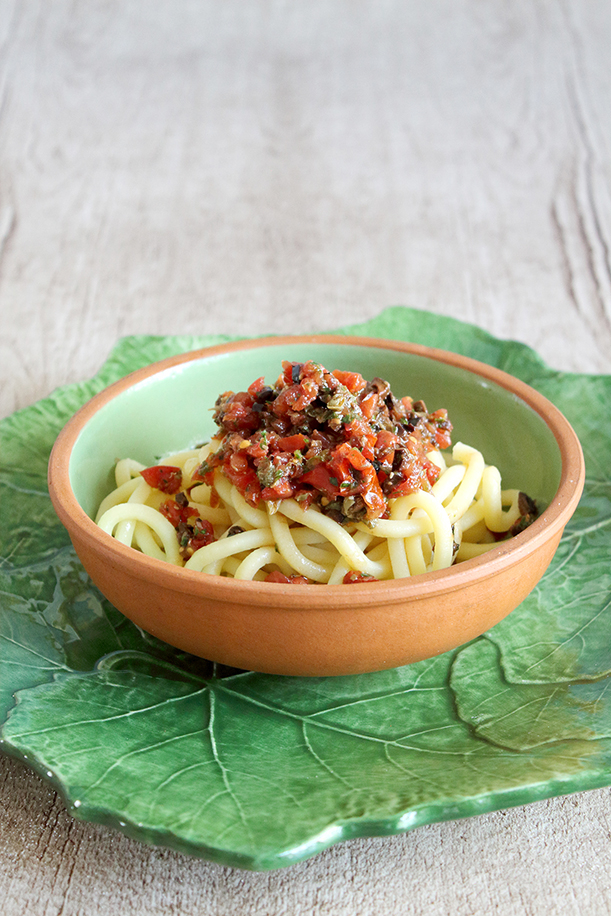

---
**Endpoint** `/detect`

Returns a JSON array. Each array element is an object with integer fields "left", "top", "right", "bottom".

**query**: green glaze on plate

[{"left": 1, "top": 307, "right": 610, "bottom": 870}]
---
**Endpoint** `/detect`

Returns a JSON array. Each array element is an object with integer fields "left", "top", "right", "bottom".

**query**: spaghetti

[{"left": 95, "top": 361, "right": 538, "bottom": 583}]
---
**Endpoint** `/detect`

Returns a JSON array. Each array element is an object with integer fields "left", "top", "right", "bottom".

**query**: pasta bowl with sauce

[{"left": 48, "top": 336, "right": 585, "bottom": 676}]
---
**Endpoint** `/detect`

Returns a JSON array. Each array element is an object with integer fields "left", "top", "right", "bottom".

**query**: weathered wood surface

[{"left": 1, "top": 1, "right": 610, "bottom": 913}]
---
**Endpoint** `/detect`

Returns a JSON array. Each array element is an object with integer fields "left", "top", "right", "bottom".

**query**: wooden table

[{"left": 1, "top": 2, "right": 610, "bottom": 913}]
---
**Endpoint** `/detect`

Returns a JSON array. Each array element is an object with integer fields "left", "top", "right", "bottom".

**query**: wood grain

[
  {"left": 1, "top": 0, "right": 610, "bottom": 422},
  {"left": 1, "top": 1, "right": 611, "bottom": 914}
]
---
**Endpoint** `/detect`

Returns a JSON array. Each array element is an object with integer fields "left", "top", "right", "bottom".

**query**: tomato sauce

[{"left": 195, "top": 361, "right": 452, "bottom": 524}]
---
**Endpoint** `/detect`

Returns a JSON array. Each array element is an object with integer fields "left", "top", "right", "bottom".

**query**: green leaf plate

[{"left": 1, "top": 307, "right": 610, "bottom": 871}]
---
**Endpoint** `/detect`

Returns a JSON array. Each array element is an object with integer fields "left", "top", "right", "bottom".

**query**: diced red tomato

[
  {"left": 332, "top": 370, "right": 367, "bottom": 393},
  {"left": 265, "top": 570, "right": 309, "bottom": 584},
  {"left": 292, "top": 488, "right": 317, "bottom": 509},
  {"left": 245, "top": 436, "right": 269, "bottom": 459},
  {"left": 359, "top": 391, "right": 378, "bottom": 419},
  {"left": 276, "top": 434, "right": 308, "bottom": 452},
  {"left": 247, "top": 376, "right": 267, "bottom": 396},
  {"left": 188, "top": 517, "right": 215, "bottom": 551},
  {"left": 375, "top": 430, "right": 398, "bottom": 467},
  {"left": 386, "top": 457, "right": 433, "bottom": 497},
  {"left": 159, "top": 499, "right": 182, "bottom": 526},
  {"left": 430, "top": 409, "right": 452, "bottom": 450},
  {"left": 141, "top": 465, "right": 183, "bottom": 494},
  {"left": 280, "top": 361, "right": 297, "bottom": 386},
  {"left": 272, "top": 380, "right": 318, "bottom": 416},
  {"left": 219, "top": 392, "right": 259, "bottom": 433},
  {"left": 222, "top": 452, "right": 262, "bottom": 504},
  {"left": 202, "top": 360, "right": 453, "bottom": 528},
  {"left": 332, "top": 443, "right": 386, "bottom": 518},
  {"left": 300, "top": 464, "right": 342, "bottom": 499},
  {"left": 344, "top": 417, "right": 376, "bottom": 459},
  {"left": 159, "top": 498, "right": 198, "bottom": 527},
  {"left": 261, "top": 478, "right": 295, "bottom": 500},
  {"left": 342, "top": 571, "right": 377, "bottom": 583},
  {"left": 425, "top": 457, "right": 441, "bottom": 487}
]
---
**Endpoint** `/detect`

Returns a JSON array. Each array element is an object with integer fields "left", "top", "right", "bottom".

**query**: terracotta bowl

[{"left": 48, "top": 335, "right": 585, "bottom": 676}]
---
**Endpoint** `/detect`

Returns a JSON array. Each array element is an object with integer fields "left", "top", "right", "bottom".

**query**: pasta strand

[{"left": 95, "top": 434, "right": 533, "bottom": 584}]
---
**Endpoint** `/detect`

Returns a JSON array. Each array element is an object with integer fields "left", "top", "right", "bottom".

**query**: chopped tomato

[
  {"left": 261, "top": 477, "right": 294, "bottom": 500},
  {"left": 222, "top": 452, "right": 262, "bottom": 504},
  {"left": 425, "top": 458, "right": 441, "bottom": 487},
  {"left": 332, "top": 369, "right": 367, "bottom": 393},
  {"left": 343, "top": 571, "right": 377, "bottom": 583},
  {"left": 344, "top": 417, "right": 376, "bottom": 460},
  {"left": 430, "top": 409, "right": 452, "bottom": 450},
  {"left": 265, "top": 570, "right": 309, "bottom": 584},
  {"left": 280, "top": 361, "right": 298, "bottom": 386},
  {"left": 359, "top": 391, "right": 378, "bottom": 419},
  {"left": 188, "top": 517, "right": 215, "bottom": 551},
  {"left": 276, "top": 434, "right": 308, "bottom": 452},
  {"left": 247, "top": 376, "right": 267, "bottom": 396},
  {"left": 375, "top": 430, "right": 398, "bottom": 467},
  {"left": 300, "top": 464, "right": 342, "bottom": 499},
  {"left": 159, "top": 498, "right": 198, "bottom": 527},
  {"left": 217, "top": 392, "right": 259, "bottom": 433},
  {"left": 271, "top": 380, "right": 318, "bottom": 416},
  {"left": 205, "top": 360, "right": 452, "bottom": 525},
  {"left": 245, "top": 436, "right": 270, "bottom": 459},
  {"left": 332, "top": 443, "right": 386, "bottom": 518},
  {"left": 141, "top": 465, "right": 183, "bottom": 494}
]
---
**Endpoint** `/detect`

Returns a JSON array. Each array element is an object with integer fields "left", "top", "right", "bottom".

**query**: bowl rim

[{"left": 48, "top": 334, "right": 586, "bottom": 609}]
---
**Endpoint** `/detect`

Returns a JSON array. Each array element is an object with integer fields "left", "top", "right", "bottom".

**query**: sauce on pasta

[
  {"left": 95, "top": 362, "right": 538, "bottom": 584},
  {"left": 197, "top": 361, "right": 452, "bottom": 523}
]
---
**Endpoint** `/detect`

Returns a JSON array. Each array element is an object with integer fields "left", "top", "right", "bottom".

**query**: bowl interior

[{"left": 69, "top": 343, "right": 563, "bottom": 520}]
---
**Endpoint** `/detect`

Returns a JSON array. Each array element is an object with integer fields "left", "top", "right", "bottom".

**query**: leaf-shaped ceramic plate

[{"left": 1, "top": 307, "right": 610, "bottom": 871}]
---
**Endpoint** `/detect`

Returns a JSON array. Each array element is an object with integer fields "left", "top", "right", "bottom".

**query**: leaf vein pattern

[
  {"left": 0, "top": 479, "right": 49, "bottom": 497},
  {"left": 85, "top": 728, "right": 209, "bottom": 791},
  {"left": 0, "top": 634, "right": 69, "bottom": 670},
  {"left": 383, "top": 745, "right": 448, "bottom": 790},
  {"left": 207, "top": 690, "right": 254, "bottom": 842},
  {"left": 8, "top": 686, "right": 210, "bottom": 736},
  {"left": 521, "top": 597, "right": 611, "bottom": 676},
  {"left": 215, "top": 684, "right": 471, "bottom": 757},
  {"left": 306, "top": 686, "right": 442, "bottom": 719},
  {"left": 564, "top": 519, "right": 611, "bottom": 540},
  {"left": 301, "top": 721, "right": 354, "bottom": 788}
]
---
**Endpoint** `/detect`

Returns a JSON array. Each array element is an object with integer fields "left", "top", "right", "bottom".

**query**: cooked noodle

[{"left": 95, "top": 441, "right": 529, "bottom": 582}]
